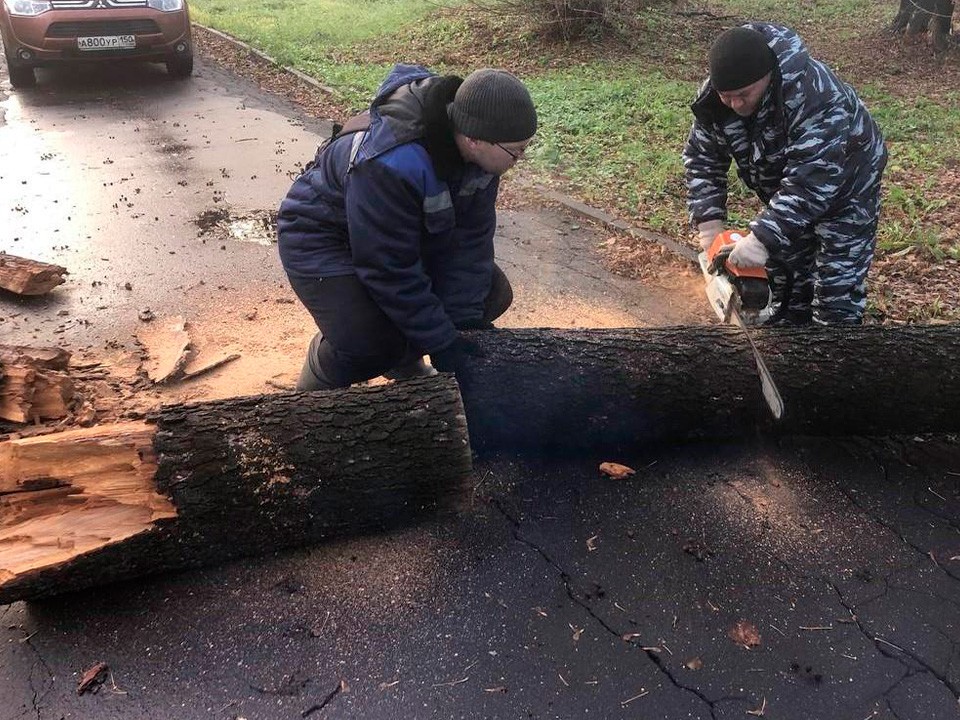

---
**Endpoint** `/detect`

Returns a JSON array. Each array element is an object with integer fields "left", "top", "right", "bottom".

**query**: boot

[{"left": 295, "top": 333, "right": 339, "bottom": 390}]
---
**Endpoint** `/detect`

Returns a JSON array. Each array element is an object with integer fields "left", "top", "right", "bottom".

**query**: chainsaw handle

[
  {"left": 766, "top": 258, "right": 794, "bottom": 324},
  {"left": 708, "top": 245, "right": 735, "bottom": 275}
]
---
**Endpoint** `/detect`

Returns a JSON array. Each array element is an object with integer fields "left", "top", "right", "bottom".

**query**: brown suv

[{"left": 1, "top": 0, "right": 192, "bottom": 88}]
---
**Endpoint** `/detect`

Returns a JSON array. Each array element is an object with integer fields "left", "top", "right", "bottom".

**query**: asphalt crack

[
  {"left": 22, "top": 637, "right": 54, "bottom": 720},
  {"left": 490, "top": 496, "right": 722, "bottom": 720},
  {"left": 845, "top": 439, "right": 960, "bottom": 582},
  {"left": 832, "top": 583, "right": 960, "bottom": 700},
  {"left": 722, "top": 468, "right": 959, "bottom": 703}
]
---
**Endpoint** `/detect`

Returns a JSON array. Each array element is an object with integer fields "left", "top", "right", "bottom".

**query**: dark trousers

[{"left": 289, "top": 265, "right": 512, "bottom": 390}]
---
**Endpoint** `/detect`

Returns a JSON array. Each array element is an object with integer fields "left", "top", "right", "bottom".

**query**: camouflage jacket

[{"left": 682, "top": 23, "right": 887, "bottom": 254}]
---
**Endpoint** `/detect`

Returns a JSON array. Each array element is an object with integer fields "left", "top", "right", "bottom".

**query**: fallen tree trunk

[
  {"left": 456, "top": 325, "right": 960, "bottom": 451},
  {"left": 0, "top": 376, "right": 471, "bottom": 603},
  {"left": 0, "top": 253, "right": 67, "bottom": 295}
]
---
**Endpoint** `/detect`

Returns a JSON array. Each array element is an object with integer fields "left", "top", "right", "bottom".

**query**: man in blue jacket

[
  {"left": 278, "top": 66, "right": 537, "bottom": 389},
  {"left": 683, "top": 24, "right": 887, "bottom": 325}
]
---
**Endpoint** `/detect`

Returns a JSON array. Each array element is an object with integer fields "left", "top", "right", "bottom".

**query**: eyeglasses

[{"left": 496, "top": 142, "right": 528, "bottom": 161}]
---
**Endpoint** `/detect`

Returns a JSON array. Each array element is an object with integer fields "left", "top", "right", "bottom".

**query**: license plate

[{"left": 77, "top": 35, "right": 136, "bottom": 51}]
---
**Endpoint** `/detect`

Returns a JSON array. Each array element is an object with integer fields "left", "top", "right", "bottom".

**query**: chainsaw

[{"left": 698, "top": 230, "right": 791, "bottom": 420}]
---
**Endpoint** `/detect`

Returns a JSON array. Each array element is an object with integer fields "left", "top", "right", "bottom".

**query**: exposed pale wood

[
  {"left": 0, "top": 346, "right": 74, "bottom": 423},
  {"left": 182, "top": 352, "right": 241, "bottom": 380},
  {"left": 0, "top": 365, "right": 36, "bottom": 423},
  {"left": 0, "top": 253, "right": 67, "bottom": 295},
  {"left": 0, "top": 422, "right": 176, "bottom": 585},
  {"left": 27, "top": 370, "right": 74, "bottom": 420},
  {"left": 0, "top": 345, "right": 71, "bottom": 370},
  {"left": 0, "top": 356, "right": 74, "bottom": 423},
  {"left": 137, "top": 316, "right": 191, "bottom": 383},
  {"left": 0, "top": 376, "right": 472, "bottom": 602}
]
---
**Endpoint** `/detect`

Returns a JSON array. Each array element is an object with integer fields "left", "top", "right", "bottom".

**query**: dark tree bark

[
  {"left": 0, "top": 376, "right": 472, "bottom": 603},
  {"left": 890, "top": 0, "right": 956, "bottom": 51},
  {"left": 457, "top": 325, "right": 960, "bottom": 452}
]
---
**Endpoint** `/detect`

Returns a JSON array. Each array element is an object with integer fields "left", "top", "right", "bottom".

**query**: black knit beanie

[
  {"left": 709, "top": 27, "right": 776, "bottom": 92},
  {"left": 449, "top": 69, "right": 537, "bottom": 143}
]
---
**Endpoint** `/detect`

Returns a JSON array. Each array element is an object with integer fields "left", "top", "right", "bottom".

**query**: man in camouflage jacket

[{"left": 683, "top": 23, "right": 887, "bottom": 324}]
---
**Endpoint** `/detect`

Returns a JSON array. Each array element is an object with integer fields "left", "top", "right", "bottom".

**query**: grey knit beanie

[
  {"left": 449, "top": 69, "right": 537, "bottom": 143},
  {"left": 709, "top": 27, "right": 776, "bottom": 92}
]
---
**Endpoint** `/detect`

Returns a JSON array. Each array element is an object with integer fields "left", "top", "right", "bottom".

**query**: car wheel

[
  {"left": 4, "top": 48, "right": 36, "bottom": 88},
  {"left": 166, "top": 54, "right": 193, "bottom": 79}
]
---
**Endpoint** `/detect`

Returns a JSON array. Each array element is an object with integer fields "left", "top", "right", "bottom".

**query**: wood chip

[
  {"left": 0, "top": 253, "right": 67, "bottom": 295},
  {"left": 182, "top": 353, "right": 241, "bottom": 380},
  {"left": 137, "top": 316, "right": 190, "bottom": 383},
  {"left": 77, "top": 661, "right": 108, "bottom": 695}
]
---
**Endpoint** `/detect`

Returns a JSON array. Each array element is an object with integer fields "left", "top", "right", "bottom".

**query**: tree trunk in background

[
  {"left": 890, "top": 0, "right": 956, "bottom": 51},
  {"left": 457, "top": 326, "right": 960, "bottom": 452},
  {"left": 0, "top": 376, "right": 472, "bottom": 603}
]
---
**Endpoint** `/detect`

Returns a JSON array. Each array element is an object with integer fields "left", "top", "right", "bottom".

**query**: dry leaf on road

[
  {"left": 728, "top": 620, "right": 762, "bottom": 649},
  {"left": 599, "top": 462, "right": 636, "bottom": 480},
  {"left": 685, "top": 657, "right": 704, "bottom": 670}
]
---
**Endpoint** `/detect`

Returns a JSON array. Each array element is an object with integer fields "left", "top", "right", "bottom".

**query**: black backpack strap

[{"left": 302, "top": 111, "right": 372, "bottom": 175}]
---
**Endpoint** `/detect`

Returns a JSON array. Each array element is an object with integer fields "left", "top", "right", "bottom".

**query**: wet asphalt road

[
  {"left": 3, "top": 436, "right": 960, "bottom": 719},
  {"left": 2, "top": 54, "right": 960, "bottom": 720},
  {"left": 0, "top": 56, "right": 326, "bottom": 354}
]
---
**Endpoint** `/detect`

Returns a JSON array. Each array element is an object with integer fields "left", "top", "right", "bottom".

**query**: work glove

[
  {"left": 726, "top": 232, "right": 769, "bottom": 269},
  {"left": 430, "top": 334, "right": 485, "bottom": 376},
  {"left": 696, "top": 220, "right": 725, "bottom": 251}
]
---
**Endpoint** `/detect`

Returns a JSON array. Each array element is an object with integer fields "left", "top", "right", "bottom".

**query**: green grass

[
  {"left": 192, "top": 0, "right": 960, "bottom": 253},
  {"left": 524, "top": 67, "right": 696, "bottom": 230},
  {"left": 189, "top": 0, "right": 461, "bottom": 64},
  {"left": 705, "top": 0, "right": 895, "bottom": 36}
]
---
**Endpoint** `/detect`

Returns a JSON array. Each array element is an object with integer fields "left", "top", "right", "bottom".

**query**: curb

[
  {"left": 193, "top": 22, "right": 335, "bottom": 96},
  {"left": 533, "top": 186, "right": 698, "bottom": 263},
  {"left": 192, "top": 23, "right": 697, "bottom": 265}
]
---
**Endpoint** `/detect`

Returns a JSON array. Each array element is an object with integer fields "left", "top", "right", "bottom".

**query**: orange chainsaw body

[
  {"left": 706, "top": 230, "right": 767, "bottom": 280},
  {"left": 699, "top": 229, "right": 773, "bottom": 323}
]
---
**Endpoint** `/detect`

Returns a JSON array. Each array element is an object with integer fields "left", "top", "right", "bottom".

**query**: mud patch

[{"left": 194, "top": 207, "right": 277, "bottom": 246}]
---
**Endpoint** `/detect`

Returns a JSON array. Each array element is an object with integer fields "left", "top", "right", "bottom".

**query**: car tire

[
  {"left": 166, "top": 54, "right": 193, "bottom": 79},
  {"left": 4, "top": 48, "right": 36, "bottom": 89}
]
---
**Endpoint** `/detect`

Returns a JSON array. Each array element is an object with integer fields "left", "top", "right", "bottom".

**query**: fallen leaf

[
  {"left": 599, "top": 462, "right": 636, "bottom": 480},
  {"left": 728, "top": 620, "right": 762, "bottom": 649},
  {"left": 685, "top": 657, "right": 704, "bottom": 670},
  {"left": 77, "top": 661, "right": 108, "bottom": 695}
]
